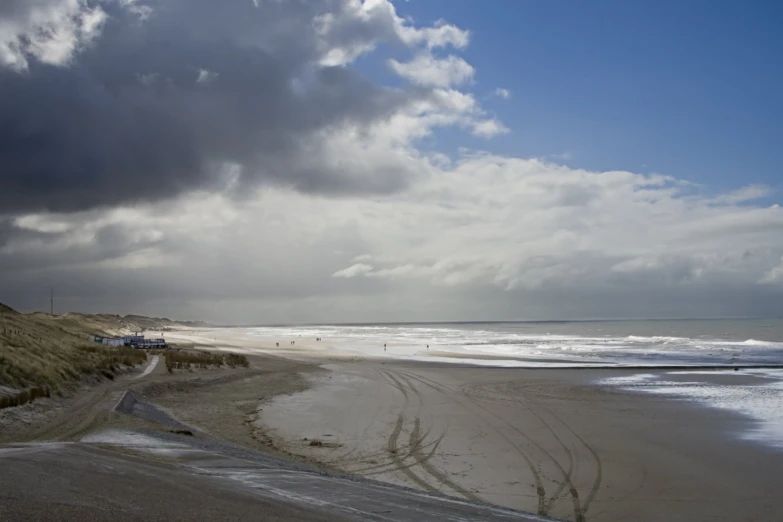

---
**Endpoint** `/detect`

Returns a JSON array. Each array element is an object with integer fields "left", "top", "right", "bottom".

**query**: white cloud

[
  {"left": 759, "top": 257, "right": 783, "bottom": 285},
  {"left": 315, "top": 0, "right": 469, "bottom": 66},
  {"left": 405, "top": 19, "right": 470, "bottom": 50},
  {"left": 96, "top": 248, "right": 181, "bottom": 270},
  {"left": 14, "top": 214, "right": 72, "bottom": 234},
  {"left": 195, "top": 68, "right": 218, "bottom": 84},
  {"left": 317, "top": 156, "right": 783, "bottom": 299},
  {"left": 0, "top": 0, "right": 155, "bottom": 72},
  {"left": 492, "top": 88, "right": 511, "bottom": 99},
  {"left": 333, "top": 263, "right": 374, "bottom": 278},
  {"left": 551, "top": 151, "right": 573, "bottom": 161},
  {"left": 6, "top": 157, "right": 783, "bottom": 321},
  {"left": 709, "top": 185, "right": 771, "bottom": 205},
  {"left": 472, "top": 119, "right": 509, "bottom": 138},
  {"left": 0, "top": 0, "right": 107, "bottom": 71},
  {"left": 137, "top": 72, "right": 158, "bottom": 86},
  {"left": 119, "top": 0, "right": 153, "bottom": 21},
  {"left": 389, "top": 53, "right": 474, "bottom": 87}
]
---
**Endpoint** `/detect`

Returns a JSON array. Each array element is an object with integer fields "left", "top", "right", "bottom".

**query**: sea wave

[{"left": 244, "top": 323, "right": 783, "bottom": 367}]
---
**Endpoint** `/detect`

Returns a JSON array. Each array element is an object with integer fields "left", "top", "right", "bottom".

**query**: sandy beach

[
  {"left": 134, "top": 327, "right": 783, "bottom": 522},
  {"left": 3, "top": 324, "right": 783, "bottom": 521}
]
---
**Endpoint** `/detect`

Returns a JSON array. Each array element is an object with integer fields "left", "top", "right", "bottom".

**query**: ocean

[{"left": 247, "top": 318, "right": 783, "bottom": 368}]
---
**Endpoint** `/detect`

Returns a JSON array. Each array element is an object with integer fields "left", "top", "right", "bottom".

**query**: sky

[{"left": 0, "top": 0, "right": 781, "bottom": 324}]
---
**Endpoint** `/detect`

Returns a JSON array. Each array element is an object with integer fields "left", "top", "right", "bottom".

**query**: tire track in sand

[
  {"left": 332, "top": 370, "right": 439, "bottom": 475},
  {"left": 360, "top": 430, "right": 446, "bottom": 476},
  {"left": 461, "top": 379, "right": 603, "bottom": 520},
  {"left": 392, "top": 369, "right": 557, "bottom": 519},
  {"left": 408, "top": 416, "right": 484, "bottom": 503},
  {"left": 379, "top": 371, "right": 440, "bottom": 493},
  {"left": 387, "top": 413, "right": 439, "bottom": 493},
  {"left": 527, "top": 396, "right": 603, "bottom": 518},
  {"left": 390, "top": 372, "right": 485, "bottom": 503}
]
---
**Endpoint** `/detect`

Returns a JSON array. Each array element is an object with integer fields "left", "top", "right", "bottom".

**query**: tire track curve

[
  {"left": 390, "top": 369, "right": 550, "bottom": 517},
  {"left": 400, "top": 370, "right": 588, "bottom": 522},
  {"left": 389, "top": 372, "right": 486, "bottom": 504}
]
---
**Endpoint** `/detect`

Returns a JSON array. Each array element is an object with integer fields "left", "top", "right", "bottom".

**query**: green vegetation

[
  {"left": 0, "top": 386, "right": 50, "bottom": 409},
  {"left": 225, "top": 353, "right": 250, "bottom": 367},
  {"left": 164, "top": 350, "right": 249, "bottom": 371},
  {"left": 0, "top": 302, "right": 240, "bottom": 411},
  {"left": 0, "top": 304, "right": 148, "bottom": 410}
]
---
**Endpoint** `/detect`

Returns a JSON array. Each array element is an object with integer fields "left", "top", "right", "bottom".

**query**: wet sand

[{"left": 257, "top": 361, "right": 783, "bottom": 522}]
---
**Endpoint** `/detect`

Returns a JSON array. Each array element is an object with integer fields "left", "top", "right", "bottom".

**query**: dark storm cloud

[
  {"left": 0, "top": 217, "right": 59, "bottom": 250},
  {"left": 0, "top": 0, "right": 423, "bottom": 214},
  {"left": 0, "top": 219, "right": 159, "bottom": 273}
]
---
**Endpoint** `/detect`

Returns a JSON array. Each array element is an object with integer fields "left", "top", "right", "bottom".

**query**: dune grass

[
  {"left": 0, "top": 306, "right": 148, "bottom": 409},
  {"left": 164, "top": 350, "right": 249, "bottom": 371}
]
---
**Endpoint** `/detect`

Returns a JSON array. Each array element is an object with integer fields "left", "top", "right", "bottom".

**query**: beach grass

[
  {"left": 0, "top": 304, "right": 148, "bottom": 409},
  {"left": 164, "top": 350, "right": 249, "bottom": 371}
]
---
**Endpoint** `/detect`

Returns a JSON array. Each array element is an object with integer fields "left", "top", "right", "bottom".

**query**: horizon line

[{"left": 213, "top": 316, "right": 780, "bottom": 328}]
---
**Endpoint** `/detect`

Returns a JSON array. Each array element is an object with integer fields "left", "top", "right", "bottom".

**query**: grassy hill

[{"left": 0, "top": 304, "right": 174, "bottom": 409}]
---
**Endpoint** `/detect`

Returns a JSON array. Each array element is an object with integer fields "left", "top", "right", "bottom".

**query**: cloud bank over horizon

[{"left": 1, "top": 0, "right": 781, "bottom": 323}]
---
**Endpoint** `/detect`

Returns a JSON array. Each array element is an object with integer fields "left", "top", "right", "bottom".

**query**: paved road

[{"left": 133, "top": 355, "right": 160, "bottom": 379}]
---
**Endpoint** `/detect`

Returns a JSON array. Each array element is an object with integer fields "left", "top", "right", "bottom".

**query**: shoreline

[{"left": 145, "top": 326, "right": 783, "bottom": 369}]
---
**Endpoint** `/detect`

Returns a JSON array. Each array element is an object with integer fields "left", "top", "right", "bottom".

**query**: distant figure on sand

[
  {"left": 276, "top": 342, "right": 279, "bottom": 347},
  {"left": 384, "top": 343, "right": 386, "bottom": 351}
]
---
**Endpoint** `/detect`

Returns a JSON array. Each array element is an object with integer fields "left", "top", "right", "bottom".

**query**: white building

[{"left": 136, "top": 338, "right": 167, "bottom": 349}]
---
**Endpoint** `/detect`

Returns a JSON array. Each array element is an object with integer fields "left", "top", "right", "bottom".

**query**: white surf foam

[
  {"left": 246, "top": 324, "right": 783, "bottom": 368},
  {"left": 600, "top": 369, "right": 783, "bottom": 450}
]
